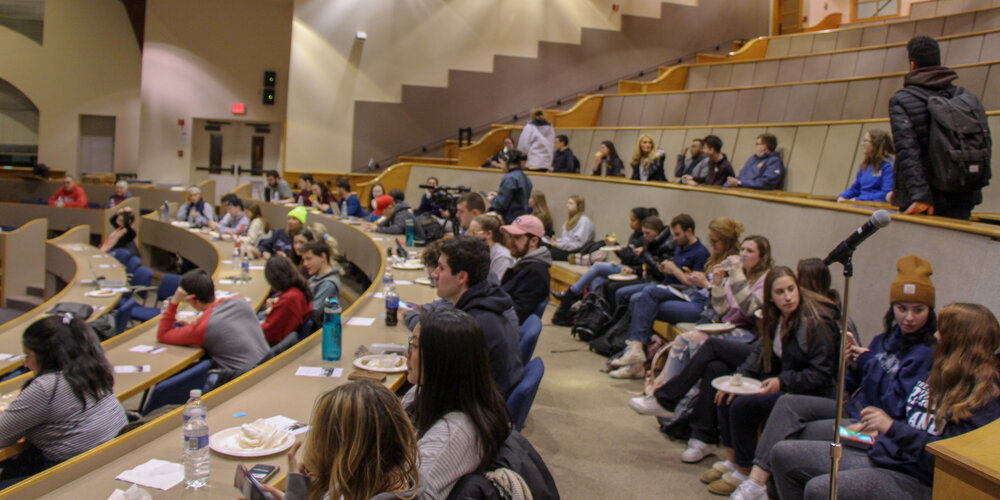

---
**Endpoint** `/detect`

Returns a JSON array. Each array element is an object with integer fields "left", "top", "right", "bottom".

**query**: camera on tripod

[{"left": 419, "top": 183, "right": 471, "bottom": 211}]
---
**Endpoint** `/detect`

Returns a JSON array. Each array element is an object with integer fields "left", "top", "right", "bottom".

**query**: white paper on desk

[
  {"left": 93, "top": 254, "right": 109, "bottom": 259},
  {"left": 221, "top": 260, "right": 233, "bottom": 264},
  {"left": 128, "top": 345, "right": 167, "bottom": 355},
  {"left": 98, "top": 264, "right": 117, "bottom": 268},
  {"left": 249, "top": 265, "right": 265, "bottom": 270},
  {"left": 114, "top": 365, "right": 151, "bottom": 374},
  {"left": 395, "top": 280, "right": 414, "bottom": 285},
  {"left": 373, "top": 237, "right": 390, "bottom": 241},
  {"left": 264, "top": 415, "right": 312, "bottom": 435},
  {"left": 346, "top": 317, "right": 376, "bottom": 326},
  {"left": 115, "top": 458, "right": 184, "bottom": 491},
  {"left": 107, "top": 484, "right": 152, "bottom": 500},
  {"left": 374, "top": 292, "right": 384, "bottom": 299},
  {"left": 218, "top": 279, "right": 236, "bottom": 284},
  {"left": 101, "top": 287, "right": 130, "bottom": 293},
  {"left": 295, "top": 366, "right": 343, "bottom": 379},
  {"left": 215, "top": 290, "right": 237, "bottom": 298},
  {"left": 0, "top": 354, "right": 22, "bottom": 362}
]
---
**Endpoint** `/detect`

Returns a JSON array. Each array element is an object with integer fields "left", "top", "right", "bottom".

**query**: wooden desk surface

[
  {"left": 927, "top": 418, "right": 1000, "bottom": 500},
  {"left": 3, "top": 217, "right": 422, "bottom": 499}
]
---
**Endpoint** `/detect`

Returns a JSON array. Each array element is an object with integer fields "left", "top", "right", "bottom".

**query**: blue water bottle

[
  {"left": 405, "top": 218, "right": 415, "bottom": 246},
  {"left": 322, "top": 296, "right": 342, "bottom": 361}
]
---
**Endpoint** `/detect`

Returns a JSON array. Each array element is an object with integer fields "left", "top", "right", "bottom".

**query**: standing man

[
  {"left": 49, "top": 175, "right": 89, "bottom": 208},
  {"left": 488, "top": 149, "right": 533, "bottom": 224},
  {"left": 675, "top": 138, "right": 709, "bottom": 182},
  {"left": 264, "top": 170, "right": 294, "bottom": 203},
  {"left": 727, "top": 134, "right": 785, "bottom": 190},
  {"left": 500, "top": 215, "right": 552, "bottom": 324},
  {"left": 889, "top": 35, "right": 990, "bottom": 219},
  {"left": 551, "top": 135, "right": 580, "bottom": 173}
]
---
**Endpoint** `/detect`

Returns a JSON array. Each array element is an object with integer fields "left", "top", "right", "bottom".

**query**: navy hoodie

[
  {"left": 868, "top": 379, "right": 1000, "bottom": 484},
  {"left": 455, "top": 280, "right": 524, "bottom": 397},
  {"left": 845, "top": 326, "right": 935, "bottom": 420}
]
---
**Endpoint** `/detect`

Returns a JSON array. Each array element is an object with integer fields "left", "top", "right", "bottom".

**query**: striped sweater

[{"left": 0, "top": 372, "right": 126, "bottom": 462}]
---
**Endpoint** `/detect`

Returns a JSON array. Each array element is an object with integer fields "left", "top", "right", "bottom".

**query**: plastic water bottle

[
  {"left": 340, "top": 200, "right": 348, "bottom": 218},
  {"left": 232, "top": 242, "right": 241, "bottom": 271},
  {"left": 405, "top": 218, "right": 415, "bottom": 246},
  {"left": 158, "top": 201, "right": 170, "bottom": 222},
  {"left": 385, "top": 280, "right": 399, "bottom": 327},
  {"left": 182, "top": 390, "right": 209, "bottom": 488},
  {"left": 241, "top": 255, "right": 251, "bottom": 282},
  {"left": 322, "top": 296, "right": 342, "bottom": 361}
]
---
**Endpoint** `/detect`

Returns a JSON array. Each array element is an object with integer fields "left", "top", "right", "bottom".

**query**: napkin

[
  {"left": 107, "top": 484, "right": 152, "bottom": 500},
  {"left": 115, "top": 459, "right": 184, "bottom": 490},
  {"left": 238, "top": 419, "right": 289, "bottom": 449},
  {"left": 346, "top": 317, "right": 376, "bottom": 326}
]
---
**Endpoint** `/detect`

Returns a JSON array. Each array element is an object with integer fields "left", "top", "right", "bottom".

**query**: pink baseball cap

[{"left": 502, "top": 215, "right": 544, "bottom": 238}]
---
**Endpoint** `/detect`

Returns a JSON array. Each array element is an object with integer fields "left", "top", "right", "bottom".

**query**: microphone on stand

[{"left": 823, "top": 210, "right": 892, "bottom": 266}]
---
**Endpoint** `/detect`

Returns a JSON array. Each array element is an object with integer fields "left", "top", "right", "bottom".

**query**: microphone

[{"left": 823, "top": 210, "right": 892, "bottom": 266}]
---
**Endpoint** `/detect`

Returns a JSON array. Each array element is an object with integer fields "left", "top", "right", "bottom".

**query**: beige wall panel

[
  {"left": 811, "top": 32, "right": 838, "bottom": 53},
  {"left": 757, "top": 87, "right": 791, "bottom": 124},
  {"left": 787, "top": 35, "right": 815, "bottom": 56},
  {"left": 708, "top": 91, "right": 739, "bottom": 124},
  {"left": 873, "top": 76, "right": 904, "bottom": 119},
  {"left": 706, "top": 64, "right": 734, "bottom": 89},
  {"left": 842, "top": 79, "right": 880, "bottom": 119},
  {"left": 569, "top": 130, "right": 595, "bottom": 161},
  {"left": 943, "top": 35, "right": 983, "bottom": 67},
  {"left": 827, "top": 51, "right": 860, "bottom": 80},
  {"left": 812, "top": 82, "right": 849, "bottom": 121},
  {"left": 614, "top": 130, "right": 641, "bottom": 160},
  {"left": 912, "top": 17, "right": 945, "bottom": 37},
  {"left": 751, "top": 60, "right": 781, "bottom": 86},
  {"left": 801, "top": 54, "right": 832, "bottom": 82},
  {"left": 973, "top": 8, "right": 1000, "bottom": 30},
  {"left": 617, "top": 95, "right": 645, "bottom": 127},
  {"left": 687, "top": 66, "right": 711, "bottom": 90},
  {"left": 785, "top": 125, "right": 827, "bottom": 193},
  {"left": 813, "top": 123, "right": 863, "bottom": 196},
  {"left": 955, "top": 65, "right": 990, "bottom": 98},
  {"left": 733, "top": 88, "right": 764, "bottom": 124},
  {"left": 684, "top": 93, "right": 713, "bottom": 126},
  {"left": 980, "top": 32, "right": 1000, "bottom": 62},
  {"left": 784, "top": 84, "right": 820, "bottom": 122},
  {"left": 599, "top": 96, "right": 625, "bottom": 127},
  {"left": 765, "top": 36, "right": 791, "bottom": 58},
  {"left": 659, "top": 130, "right": 688, "bottom": 162},
  {"left": 860, "top": 25, "right": 889, "bottom": 46},
  {"left": 639, "top": 94, "right": 669, "bottom": 126},
  {"left": 835, "top": 28, "right": 863, "bottom": 50},
  {"left": 942, "top": 12, "right": 976, "bottom": 35},
  {"left": 661, "top": 93, "right": 691, "bottom": 125},
  {"left": 854, "top": 49, "right": 887, "bottom": 77},
  {"left": 775, "top": 57, "right": 806, "bottom": 84},
  {"left": 882, "top": 46, "right": 910, "bottom": 73},
  {"left": 729, "top": 62, "right": 756, "bottom": 87},
  {"left": 980, "top": 115, "right": 1000, "bottom": 211},
  {"left": 982, "top": 65, "right": 1000, "bottom": 110},
  {"left": 886, "top": 20, "right": 916, "bottom": 43}
]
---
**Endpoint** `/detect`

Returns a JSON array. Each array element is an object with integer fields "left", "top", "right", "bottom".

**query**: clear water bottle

[
  {"left": 241, "top": 255, "right": 251, "bottom": 282},
  {"left": 232, "top": 242, "right": 241, "bottom": 271},
  {"left": 385, "top": 281, "right": 399, "bottom": 327},
  {"left": 340, "top": 200, "right": 348, "bottom": 218},
  {"left": 182, "top": 390, "right": 209, "bottom": 488},
  {"left": 158, "top": 201, "right": 170, "bottom": 222},
  {"left": 405, "top": 218, "right": 415, "bottom": 247},
  {"left": 322, "top": 296, "right": 342, "bottom": 361},
  {"left": 382, "top": 270, "right": 394, "bottom": 294}
]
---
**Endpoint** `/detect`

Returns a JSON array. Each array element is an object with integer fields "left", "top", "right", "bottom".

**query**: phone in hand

[
  {"left": 839, "top": 426, "right": 874, "bottom": 449},
  {"left": 235, "top": 464, "right": 275, "bottom": 500}
]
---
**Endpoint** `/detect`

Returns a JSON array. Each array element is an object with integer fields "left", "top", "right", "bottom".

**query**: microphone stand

[{"left": 828, "top": 255, "right": 853, "bottom": 500}]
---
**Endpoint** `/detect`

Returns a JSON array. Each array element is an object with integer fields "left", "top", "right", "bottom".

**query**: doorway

[
  {"left": 774, "top": 0, "right": 803, "bottom": 35},
  {"left": 190, "top": 119, "right": 282, "bottom": 204},
  {"left": 79, "top": 115, "right": 115, "bottom": 174}
]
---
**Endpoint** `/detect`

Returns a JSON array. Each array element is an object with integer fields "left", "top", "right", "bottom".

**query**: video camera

[{"left": 419, "top": 184, "right": 471, "bottom": 211}]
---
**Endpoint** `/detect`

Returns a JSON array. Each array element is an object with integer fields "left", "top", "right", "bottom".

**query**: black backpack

[
  {"left": 904, "top": 86, "right": 992, "bottom": 193},
  {"left": 417, "top": 213, "right": 444, "bottom": 242},
  {"left": 570, "top": 292, "right": 612, "bottom": 342},
  {"left": 588, "top": 307, "right": 631, "bottom": 357}
]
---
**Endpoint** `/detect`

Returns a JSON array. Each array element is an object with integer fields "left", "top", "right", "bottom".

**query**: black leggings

[
  {"left": 654, "top": 337, "right": 755, "bottom": 444},
  {"left": 0, "top": 446, "right": 58, "bottom": 489}
]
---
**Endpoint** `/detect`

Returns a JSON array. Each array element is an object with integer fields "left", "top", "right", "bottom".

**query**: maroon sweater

[{"left": 261, "top": 287, "right": 311, "bottom": 344}]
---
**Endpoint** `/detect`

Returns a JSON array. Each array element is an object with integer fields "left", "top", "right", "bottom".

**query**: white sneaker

[
  {"left": 730, "top": 478, "right": 767, "bottom": 500},
  {"left": 610, "top": 341, "right": 646, "bottom": 367},
  {"left": 609, "top": 363, "right": 645, "bottom": 379},
  {"left": 680, "top": 438, "right": 715, "bottom": 463},
  {"left": 628, "top": 395, "right": 674, "bottom": 418}
]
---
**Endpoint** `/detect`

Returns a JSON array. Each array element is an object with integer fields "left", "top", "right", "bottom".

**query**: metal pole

[{"left": 829, "top": 258, "right": 853, "bottom": 500}]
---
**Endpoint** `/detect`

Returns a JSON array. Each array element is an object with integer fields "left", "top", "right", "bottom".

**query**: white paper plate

[
  {"left": 415, "top": 277, "right": 433, "bottom": 286},
  {"left": 608, "top": 273, "right": 637, "bottom": 281},
  {"left": 353, "top": 354, "right": 408, "bottom": 373},
  {"left": 696, "top": 322, "right": 736, "bottom": 333},
  {"left": 170, "top": 221, "right": 191, "bottom": 228},
  {"left": 84, "top": 289, "right": 117, "bottom": 298},
  {"left": 711, "top": 375, "right": 764, "bottom": 395},
  {"left": 392, "top": 260, "right": 424, "bottom": 271},
  {"left": 599, "top": 246, "right": 622, "bottom": 252},
  {"left": 209, "top": 426, "right": 295, "bottom": 457}
]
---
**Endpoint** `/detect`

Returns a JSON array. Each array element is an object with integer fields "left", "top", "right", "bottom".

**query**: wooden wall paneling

[
  {"left": 811, "top": 31, "right": 838, "bottom": 53},
  {"left": 812, "top": 82, "right": 850, "bottom": 121},
  {"left": 801, "top": 54, "right": 832, "bottom": 82},
  {"left": 956, "top": 64, "right": 991, "bottom": 99},
  {"left": 882, "top": 45, "right": 910, "bottom": 73},
  {"left": 708, "top": 127, "right": 740, "bottom": 159},
  {"left": 0, "top": 219, "right": 46, "bottom": 307},
  {"left": 775, "top": 57, "right": 806, "bottom": 84},
  {"left": 973, "top": 7, "right": 1000, "bottom": 30},
  {"left": 751, "top": 60, "right": 781, "bottom": 85},
  {"left": 854, "top": 48, "right": 888, "bottom": 76},
  {"left": 660, "top": 93, "right": 691, "bottom": 125},
  {"left": 873, "top": 76, "right": 904, "bottom": 119},
  {"left": 659, "top": 130, "right": 689, "bottom": 162},
  {"left": 733, "top": 88, "right": 765, "bottom": 124},
  {"left": 706, "top": 64, "right": 734, "bottom": 89},
  {"left": 686, "top": 66, "right": 711, "bottom": 90},
  {"left": 732, "top": 126, "right": 767, "bottom": 168},
  {"left": 784, "top": 84, "right": 820, "bottom": 122},
  {"left": 729, "top": 62, "right": 756, "bottom": 88},
  {"left": 913, "top": 16, "right": 946, "bottom": 36},
  {"left": 886, "top": 19, "right": 917, "bottom": 43},
  {"left": 842, "top": 79, "right": 881, "bottom": 120},
  {"left": 860, "top": 25, "right": 889, "bottom": 46},
  {"left": 765, "top": 36, "right": 791, "bottom": 58},
  {"left": 944, "top": 34, "right": 984, "bottom": 66},
  {"left": 618, "top": 96, "right": 645, "bottom": 127},
  {"left": 785, "top": 125, "right": 828, "bottom": 194},
  {"left": 683, "top": 92, "right": 714, "bottom": 126},
  {"left": 639, "top": 94, "right": 669, "bottom": 126},
  {"left": 909, "top": 1, "right": 939, "bottom": 18},
  {"left": 935, "top": 0, "right": 966, "bottom": 16},
  {"left": 942, "top": 11, "right": 977, "bottom": 34},
  {"left": 827, "top": 51, "right": 860, "bottom": 80},
  {"left": 614, "top": 130, "right": 641, "bottom": 161},
  {"left": 708, "top": 90, "right": 739, "bottom": 124},
  {"left": 787, "top": 34, "right": 815, "bottom": 56},
  {"left": 982, "top": 64, "right": 1000, "bottom": 110},
  {"left": 980, "top": 32, "right": 1000, "bottom": 61},
  {"left": 599, "top": 96, "right": 624, "bottom": 127},
  {"left": 757, "top": 87, "right": 792, "bottom": 124},
  {"left": 835, "top": 28, "right": 864, "bottom": 50},
  {"left": 813, "top": 123, "right": 864, "bottom": 196},
  {"left": 569, "top": 130, "right": 596, "bottom": 162}
]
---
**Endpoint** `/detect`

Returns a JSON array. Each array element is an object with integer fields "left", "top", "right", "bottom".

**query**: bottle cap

[{"left": 190, "top": 389, "right": 202, "bottom": 398}]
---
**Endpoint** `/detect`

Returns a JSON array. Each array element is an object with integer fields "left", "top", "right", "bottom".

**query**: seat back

[
  {"left": 114, "top": 297, "right": 137, "bottom": 334},
  {"left": 518, "top": 314, "right": 542, "bottom": 365},
  {"left": 156, "top": 273, "right": 181, "bottom": 302},
  {"left": 131, "top": 266, "right": 153, "bottom": 288},
  {"left": 126, "top": 255, "right": 142, "bottom": 275},
  {"left": 109, "top": 248, "right": 131, "bottom": 264},
  {"left": 140, "top": 360, "right": 211, "bottom": 415},
  {"left": 506, "top": 358, "right": 545, "bottom": 431}
]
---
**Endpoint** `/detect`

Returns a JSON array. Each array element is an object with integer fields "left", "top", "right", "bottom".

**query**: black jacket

[
  {"left": 455, "top": 280, "right": 524, "bottom": 397},
  {"left": 446, "top": 431, "right": 560, "bottom": 500},
  {"left": 613, "top": 229, "right": 647, "bottom": 271},
  {"left": 552, "top": 148, "right": 580, "bottom": 173},
  {"left": 639, "top": 228, "right": 676, "bottom": 282},
  {"left": 501, "top": 247, "right": 552, "bottom": 324},
  {"left": 738, "top": 302, "right": 841, "bottom": 398},
  {"left": 889, "top": 66, "right": 981, "bottom": 209},
  {"left": 492, "top": 168, "right": 533, "bottom": 224},
  {"left": 630, "top": 155, "right": 667, "bottom": 182}
]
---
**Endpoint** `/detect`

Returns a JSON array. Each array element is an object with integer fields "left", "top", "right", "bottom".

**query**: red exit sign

[{"left": 232, "top": 103, "right": 246, "bottom": 114}]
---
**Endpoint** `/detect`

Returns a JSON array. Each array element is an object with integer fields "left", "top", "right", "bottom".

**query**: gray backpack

[{"left": 905, "top": 86, "right": 992, "bottom": 193}]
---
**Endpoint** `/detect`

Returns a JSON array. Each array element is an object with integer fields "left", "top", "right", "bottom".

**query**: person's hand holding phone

[{"left": 858, "top": 406, "right": 893, "bottom": 435}]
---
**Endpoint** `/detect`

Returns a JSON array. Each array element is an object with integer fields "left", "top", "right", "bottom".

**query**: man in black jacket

[
  {"left": 551, "top": 135, "right": 580, "bottom": 173},
  {"left": 889, "top": 36, "right": 982, "bottom": 220},
  {"left": 500, "top": 215, "right": 552, "bottom": 324},
  {"left": 431, "top": 236, "right": 524, "bottom": 396}
]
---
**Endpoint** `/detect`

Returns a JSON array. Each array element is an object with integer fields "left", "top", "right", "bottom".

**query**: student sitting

[
  {"left": 295, "top": 173, "right": 315, "bottom": 207},
  {"left": 547, "top": 195, "right": 595, "bottom": 261},
  {"left": 551, "top": 134, "right": 580, "bottom": 173},
  {"left": 500, "top": 215, "right": 552, "bottom": 324},
  {"left": 48, "top": 175, "right": 88, "bottom": 208},
  {"left": 335, "top": 177, "right": 367, "bottom": 219},
  {"left": 209, "top": 194, "right": 250, "bottom": 237},
  {"left": 177, "top": 186, "right": 215, "bottom": 227},
  {"left": 726, "top": 133, "right": 785, "bottom": 190},
  {"left": 529, "top": 190, "right": 555, "bottom": 237},
  {"left": 404, "top": 308, "right": 513, "bottom": 500},
  {"left": 300, "top": 239, "right": 342, "bottom": 323},
  {"left": 157, "top": 269, "right": 269, "bottom": 375},
  {"left": 105, "top": 180, "right": 131, "bottom": 208},
  {"left": 268, "top": 381, "right": 420, "bottom": 500},
  {"left": 403, "top": 240, "right": 455, "bottom": 332},
  {"left": 482, "top": 137, "right": 516, "bottom": 169},
  {"left": 682, "top": 135, "right": 735, "bottom": 186},
  {"left": 0, "top": 315, "right": 126, "bottom": 488},
  {"left": 416, "top": 176, "right": 444, "bottom": 217},
  {"left": 675, "top": 138, "right": 709, "bottom": 182},
  {"left": 375, "top": 189, "right": 426, "bottom": 241},
  {"left": 259, "top": 256, "right": 313, "bottom": 345},
  {"left": 100, "top": 206, "right": 139, "bottom": 257},
  {"left": 241, "top": 203, "right": 270, "bottom": 248},
  {"left": 254, "top": 206, "right": 306, "bottom": 259},
  {"left": 729, "top": 255, "right": 937, "bottom": 500},
  {"left": 264, "top": 170, "right": 294, "bottom": 203},
  {"left": 630, "top": 134, "right": 666, "bottom": 182},
  {"left": 770, "top": 303, "right": 1000, "bottom": 500},
  {"left": 367, "top": 183, "right": 386, "bottom": 213},
  {"left": 308, "top": 182, "right": 337, "bottom": 213},
  {"left": 592, "top": 140, "right": 625, "bottom": 177},
  {"left": 469, "top": 214, "right": 515, "bottom": 282},
  {"left": 368, "top": 194, "right": 393, "bottom": 223},
  {"left": 838, "top": 128, "right": 895, "bottom": 203}
]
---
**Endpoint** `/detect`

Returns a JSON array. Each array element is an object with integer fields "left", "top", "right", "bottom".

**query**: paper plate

[
  {"left": 170, "top": 221, "right": 191, "bottom": 228},
  {"left": 353, "top": 354, "right": 408, "bottom": 373},
  {"left": 415, "top": 277, "right": 433, "bottom": 286},
  {"left": 599, "top": 246, "right": 623, "bottom": 252},
  {"left": 608, "top": 273, "right": 637, "bottom": 281},
  {"left": 711, "top": 375, "right": 764, "bottom": 395},
  {"left": 392, "top": 260, "right": 424, "bottom": 271},
  {"left": 84, "top": 289, "right": 117, "bottom": 298},
  {"left": 696, "top": 322, "right": 736, "bottom": 333},
  {"left": 209, "top": 426, "right": 295, "bottom": 458}
]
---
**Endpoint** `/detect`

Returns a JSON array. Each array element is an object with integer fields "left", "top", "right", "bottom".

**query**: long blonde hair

[
  {"left": 928, "top": 303, "right": 1000, "bottom": 424},
  {"left": 631, "top": 134, "right": 657, "bottom": 165},
  {"left": 863, "top": 128, "right": 894, "bottom": 174},
  {"left": 565, "top": 195, "right": 585, "bottom": 231},
  {"left": 704, "top": 218, "right": 744, "bottom": 270},
  {"left": 304, "top": 381, "right": 419, "bottom": 500}
]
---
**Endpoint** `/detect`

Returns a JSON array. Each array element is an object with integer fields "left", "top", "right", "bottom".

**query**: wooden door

[{"left": 775, "top": 0, "right": 803, "bottom": 35}]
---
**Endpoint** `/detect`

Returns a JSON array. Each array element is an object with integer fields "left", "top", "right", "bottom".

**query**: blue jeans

[
  {"left": 625, "top": 284, "right": 708, "bottom": 344},
  {"left": 614, "top": 282, "right": 649, "bottom": 308},
  {"left": 569, "top": 262, "right": 621, "bottom": 294}
]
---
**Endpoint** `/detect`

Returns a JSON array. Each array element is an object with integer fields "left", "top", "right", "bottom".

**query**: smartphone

[
  {"left": 234, "top": 464, "right": 274, "bottom": 500},
  {"left": 249, "top": 464, "right": 278, "bottom": 483},
  {"left": 839, "top": 426, "right": 874, "bottom": 449}
]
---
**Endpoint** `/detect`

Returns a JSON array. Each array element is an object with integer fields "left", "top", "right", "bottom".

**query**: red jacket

[
  {"left": 48, "top": 185, "right": 89, "bottom": 208},
  {"left": 260, "top": 287, "right": 311, "bottom": 344}
]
